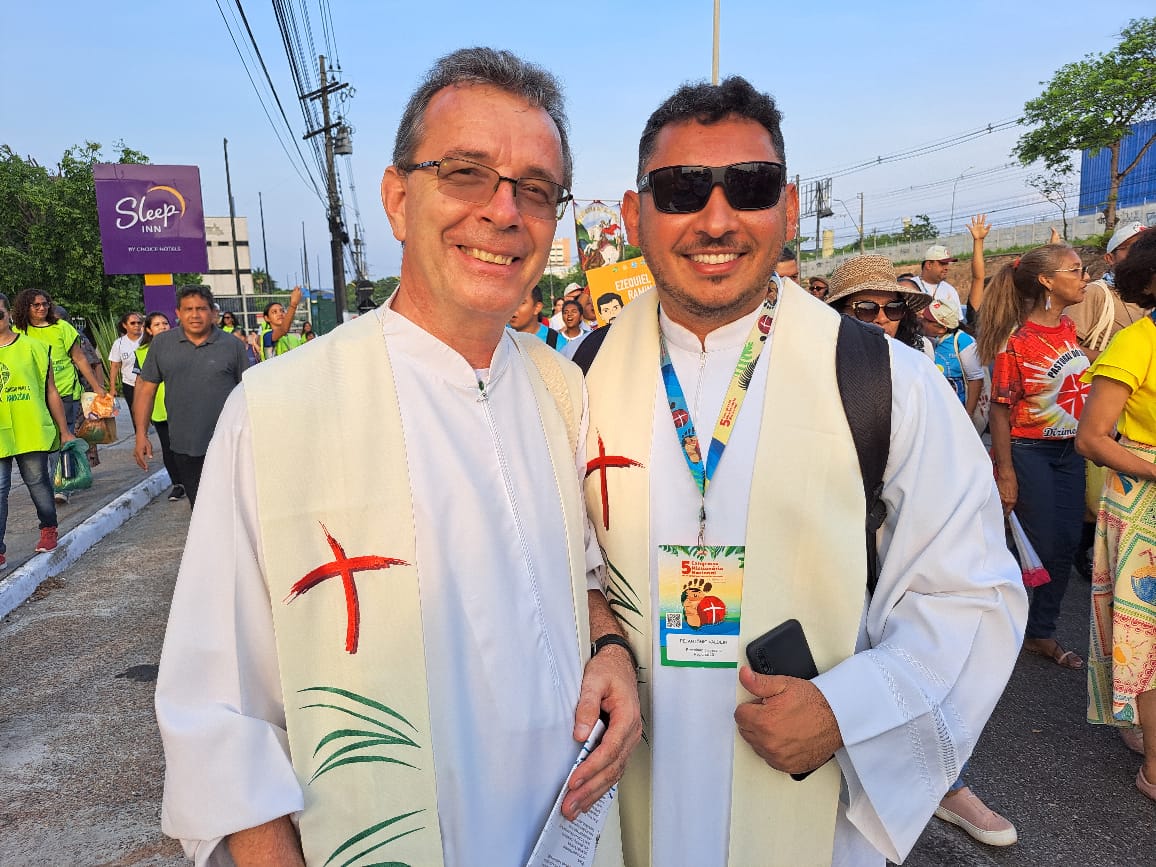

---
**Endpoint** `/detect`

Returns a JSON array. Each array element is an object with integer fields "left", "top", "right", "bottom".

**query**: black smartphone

[
  {"left": 745, "top": 619, "right": 821, "bottom": 781},
  {"left": 745, "top": 618, "right": 819, "bottom": 680}
]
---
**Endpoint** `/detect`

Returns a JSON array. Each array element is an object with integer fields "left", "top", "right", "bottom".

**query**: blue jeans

[
  {"left": 0, "top": 451, "right": 58, "bottom": 553},
  {"left": 1011, "top": 437, "right": 1085, "bottom": 639}
]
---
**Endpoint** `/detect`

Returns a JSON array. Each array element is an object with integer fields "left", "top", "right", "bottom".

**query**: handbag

[{"left": 1008, "top": 512, "right": 1050, "bottom": 588}]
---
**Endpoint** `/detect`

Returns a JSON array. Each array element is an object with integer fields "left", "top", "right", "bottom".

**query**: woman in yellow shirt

[{"left": 1076, "top": 227, "right": 1156, "bottom": 802}]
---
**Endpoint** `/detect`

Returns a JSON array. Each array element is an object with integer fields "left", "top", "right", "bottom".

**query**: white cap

[
  {"left": 923, "top": 244, "right": 957, "bottom": 263},
  {"left": 1107, "top": 221, "right": 1146, "bottom": 254}
]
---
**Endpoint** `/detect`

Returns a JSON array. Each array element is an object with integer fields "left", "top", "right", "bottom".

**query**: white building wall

[{"left": 201, "top": 216, "right": 255, "bottom": 295}]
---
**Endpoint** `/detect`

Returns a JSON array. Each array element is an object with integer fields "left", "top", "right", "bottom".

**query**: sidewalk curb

[{"left": 0, "top": 470, "right": 171, "bottom": 620}]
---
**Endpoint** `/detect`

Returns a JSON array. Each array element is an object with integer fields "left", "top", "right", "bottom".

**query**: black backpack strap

[
  {"left": 835, "top": 317, "right": 892, "bottom": 597},
  {"left": 572, "top": 325, "right": 612, "bottom": 375},
  {"left": 546, "top": 328, "right": 560, "bottom": 349}
]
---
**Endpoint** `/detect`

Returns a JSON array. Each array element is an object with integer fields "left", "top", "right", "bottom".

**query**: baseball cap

[
  {"left": 923, "top": 244, "right": 957, "bottom": 263},
  {"left": 1106, "top": 221, "right": 1146, "bottom": 254},
  {"left": 922, "top": 298, "right": 961, "bottom": 330}
]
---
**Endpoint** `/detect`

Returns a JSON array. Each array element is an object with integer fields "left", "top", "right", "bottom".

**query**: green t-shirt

[
  {"left": 135, "top": 346, "right": 167, "bottom": 423},
  {"left": 16, "top": 320, "right": 81, "bottom": 400},
  {"left": 0, "top": 335, "right": 60, "bottom": 457}
]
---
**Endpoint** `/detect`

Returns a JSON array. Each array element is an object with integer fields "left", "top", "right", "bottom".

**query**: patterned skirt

[{"left": 1088, "top": 438, "right": 1156, "bottom": 727}]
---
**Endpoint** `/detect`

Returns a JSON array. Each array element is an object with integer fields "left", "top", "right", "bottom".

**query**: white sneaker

[
  {"left": 54, "top": 491, "right": 69, "bottom": 505},
  {"left": 935, "top": 786, "right": 1017, "bottom": 847}
]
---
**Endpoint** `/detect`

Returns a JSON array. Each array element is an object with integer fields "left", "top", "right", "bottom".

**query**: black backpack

[{"left": 574, "top": 316, "right": 891, "bottom": 596}]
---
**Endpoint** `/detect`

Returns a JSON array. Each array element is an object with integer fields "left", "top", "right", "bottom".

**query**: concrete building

[
  {"left": 201, "top": 216, "right": 255, "bottom": 295},
  {"left": 545, "top": 238, "right": 572, "bottom": 276}
]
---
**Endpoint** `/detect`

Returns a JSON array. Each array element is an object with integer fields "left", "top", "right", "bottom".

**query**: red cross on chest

[{"left": 585, "top": 432, "right": 644, "bottom": 531}]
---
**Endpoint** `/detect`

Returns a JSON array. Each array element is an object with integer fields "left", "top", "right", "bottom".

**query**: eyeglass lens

[
  {"left": 646, "top": 162, "right": 785, "bottom": 214},
  {"left": 433, "top": 157, "right": 569, "bottom": 220},
  {"left": 849, "top": 300, "right": 906, "bottom": 322}
]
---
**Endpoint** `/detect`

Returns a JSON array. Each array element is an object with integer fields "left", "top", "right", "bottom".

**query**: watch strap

[{"left": 591, "top": 633, "right": 639, "bottom": 669}]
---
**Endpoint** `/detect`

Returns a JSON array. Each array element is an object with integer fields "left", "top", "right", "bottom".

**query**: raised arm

[
  {"left": 270, "top": 287, "right": 303, "bottom": 342},
  {"left": 966, "top": 214, "right": 990, "bottom": 313}
]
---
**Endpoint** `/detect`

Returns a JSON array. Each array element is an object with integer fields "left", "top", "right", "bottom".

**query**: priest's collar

[
  {"left": 658, "top": 300, "right": 767, "bottom": 354},
  {"left": 380, "top": 301, "right": 510, "bottom": 392}
]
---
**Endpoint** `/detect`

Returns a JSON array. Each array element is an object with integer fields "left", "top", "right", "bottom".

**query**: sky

[{"left": 2, "top": 1, "right": 1151, "bottom": 291}]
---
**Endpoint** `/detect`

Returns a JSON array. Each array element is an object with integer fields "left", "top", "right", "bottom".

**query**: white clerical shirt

[
  {"left": 156, "top": 308, "right": 605, "bottom": 866},
  {"left": 648, "top": 304, "right": 1026, "bottom": 866}
]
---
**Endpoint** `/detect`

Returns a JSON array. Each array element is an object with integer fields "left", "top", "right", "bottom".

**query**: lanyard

[{"left": 659, "top": 278, "right": 780, "bottom": 543}]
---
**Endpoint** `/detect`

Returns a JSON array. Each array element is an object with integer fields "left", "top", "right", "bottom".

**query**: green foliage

[
  {"left": 1014, "top": 17, "right": 1156, "bottom": 227},
  {"left": 0, "top": 141, "right": 159, "bottom": 323},
  {"left": 372, "top": 276, "right": 399, "bottom": 304},
  {"left": 89, "top": 313, "right": 119, "bottom": 377},
  {"left": 251, "top": 268, "right": 278, "bottom": 293}
]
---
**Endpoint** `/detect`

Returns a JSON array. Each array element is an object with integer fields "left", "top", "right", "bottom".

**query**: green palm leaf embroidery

[
  {"left": 300, "top": 686, "right": 419, "bottom": 731},
  {"left": 324, "top": 810, "right": 426, "bottom": 867},
  {"left": 604, "top": 553, "right": 644, "bottom": 636}
]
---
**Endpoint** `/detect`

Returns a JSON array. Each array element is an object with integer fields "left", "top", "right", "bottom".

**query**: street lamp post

[{"left": 949, "top": 166, "right": 975, "bottom": 236}]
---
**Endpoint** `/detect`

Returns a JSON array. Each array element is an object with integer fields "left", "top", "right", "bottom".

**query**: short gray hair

[{"left": 392, "top": 47, "right": 573, "bottom": 188}]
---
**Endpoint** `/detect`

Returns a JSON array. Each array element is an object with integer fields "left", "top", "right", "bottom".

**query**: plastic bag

[
  {"left": 80, "top": 392, "right": 118, "bottom": 419},
  {"left": 54, "top": 439, "right": 93, "bottom": 493},
  {"left": 75, "top": 417, "right": 117, "bottom": 445},
  {"left": 1008, "top": 512, "right": 1050, "bottom": 588}
]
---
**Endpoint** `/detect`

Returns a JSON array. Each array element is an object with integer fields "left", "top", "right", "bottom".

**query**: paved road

[{"left": 1, "top": 496, "right": 1153, "bottom": 865}]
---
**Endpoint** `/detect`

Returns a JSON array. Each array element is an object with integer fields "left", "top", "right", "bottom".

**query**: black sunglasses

[
  {"left": 638, "top": 161, "right": 786, "bottom": 214},
  {"left": 845, "top": 299, "right": 907, "bottom": 322}
]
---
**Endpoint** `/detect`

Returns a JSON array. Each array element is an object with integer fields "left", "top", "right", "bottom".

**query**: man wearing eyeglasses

[
  {"left": 579, "top": 76, "right": 1025, "bottom": 866},
  {"left": 156, "top": 48, "right": 636, "bottom": 867},
  {"left": 806, "top": 276, "right": 829, "bottom": 300}
]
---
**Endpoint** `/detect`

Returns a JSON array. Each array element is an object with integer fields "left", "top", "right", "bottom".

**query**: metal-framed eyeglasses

[
  {"left": 1048, "top": 265, "right": 1088, "bottom": 278},
  {"left": 404, "top": 156, "right": 572, "bottom": 221}
]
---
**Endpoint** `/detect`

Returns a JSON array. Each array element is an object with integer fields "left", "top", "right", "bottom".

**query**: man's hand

[
  {"left": 734, "top": 666, "right": 842, "bottom": 776},
  {"left": 133, "top": 434, "right": 153, "bottom": 471},
  {"left": 967, "top": 214, "right": 990, "bottom": 241},
  {"left": 563, "top": 644, "right": 641, "bottom": 820},
  {"left": 995, "top": 468, "right": 1017, "bottom": 517},
  {"left": 60, "top": 431, "right": 77, "bottom": 445}
]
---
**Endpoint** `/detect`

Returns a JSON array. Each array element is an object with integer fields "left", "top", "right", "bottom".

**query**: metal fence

[
  {"left": 801, "top": 201, "right": 1156, "bottom": 279},
  {"left": 213, "top": 294, "right": 310, "bottom": 336}
]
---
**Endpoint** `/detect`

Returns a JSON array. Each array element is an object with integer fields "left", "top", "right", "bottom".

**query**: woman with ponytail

[{"left": 980, "top": 244, "right": 1090, "bottom": 669}]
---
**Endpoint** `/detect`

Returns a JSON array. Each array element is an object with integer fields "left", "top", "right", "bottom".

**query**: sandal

[{"left": 1023, "top": 637, "right": 1084, "bottom": 670}]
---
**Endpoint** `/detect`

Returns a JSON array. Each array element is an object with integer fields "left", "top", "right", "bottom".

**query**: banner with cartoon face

[{"left": 585, "top": 257, "right": 657, "bottom": 327}]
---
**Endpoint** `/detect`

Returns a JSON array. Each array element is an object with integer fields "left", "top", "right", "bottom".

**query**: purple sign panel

[{"left": 93, "top": 164, "right": 208, "bottom": 275}]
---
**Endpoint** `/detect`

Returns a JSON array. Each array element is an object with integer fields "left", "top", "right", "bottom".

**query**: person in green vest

[
  {"left": 135, "top": 312, "right": 184, "bottom": 502},
  {"left": 12, "top": 289, "right": 108, "bottom": 505},
  {"left": 259, "top": 287, "right": 304, "bottom": 360},
  {"left": 220, "top": 311, "right": 239, "bottom": 334},
  {"left": 0, "top": 292, "right": 76, "bottom": 566}
]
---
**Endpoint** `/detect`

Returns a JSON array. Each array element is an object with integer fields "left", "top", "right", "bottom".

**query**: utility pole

[
  {"left": 223, "top": 138, "right": 251, "bottom": 331},
  {"left": 303, "top": 55, "right": 349, "bottom": 329},
  {"left": 258, "top": 191, "right": 270, "bottom": 282},
  {"left": 712, "top": 0, "right": 720, "bottom": 84},
  {"left": 858, "top": 192, "right": 865, "bottom": 254}
]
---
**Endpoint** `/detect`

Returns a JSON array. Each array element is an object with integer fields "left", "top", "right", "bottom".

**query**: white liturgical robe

[
  {"left": 156, "top": 309, "right": 607, "bottom": 866},
  {"left": 643, "top": 302, "right": 1027, "bottom": 866}
]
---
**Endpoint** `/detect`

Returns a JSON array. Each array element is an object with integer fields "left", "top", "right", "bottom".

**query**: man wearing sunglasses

[
  {"left": 580, "top": 76, "right": 1025, "bottom": 866},
  {"left": 156, "top": 48, "right": 637, "bottom": 867}
]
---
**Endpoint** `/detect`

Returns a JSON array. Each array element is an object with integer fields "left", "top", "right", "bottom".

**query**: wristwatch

[{"left": 591, "top": 634, "right": 638, "bottom": 670}]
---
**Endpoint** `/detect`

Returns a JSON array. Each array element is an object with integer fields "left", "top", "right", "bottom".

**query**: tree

[
  {"left": 0, "top": 141, "right": 200, "bottom": 322},
  {"left": 1027, "top": 170, "right": 1074, "bottom": 240},
  {"left": 251, "top": 268, "right": 279, "bottom": 294},
  {"left": 1014, "top": 17, "right": 1156, "bottom": 232},
  {"left": 901, "top": 215, "right": 939, "bottom": 243}
]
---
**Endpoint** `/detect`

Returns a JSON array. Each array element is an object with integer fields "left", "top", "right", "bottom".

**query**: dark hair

[
  {"left": 263, "top": 300, "right": 283, "bottom": 318},
  {"left": 895, "top": 307, "right": 927, "bottom": 352},
  {"left": 779, "top": 245, "right": 797, "bottom": 263},
  {"left": 221, "top": 310, "right": 237, "bottom": 323},
  {"left": 116, "top": 311, "right": 142, "bottom": 336},
  {"left": 637, "top": 76, "right": 785, "bottom": 179},
  {"left": 140, "top": 312, "right": 171, "bottom": 347},
  {"left": 562, "top": 299, "right": 582, "bottom": 314},
  {"left": 12, "top": 289, "right": 57, "bottom": 331},
  {"left": 1114, "top": 229, "right": 1156, "bottom": 309},
  {"left": 393, "top": 47, "right": 573, "bottom": 188},
  {"left": 176, "top": 285, "right": 214, "bottom": 308},
  {"left": 976, "top": 244, "right": 1073, "bottom": 365},
  {"left": 597, "top": 292, "right": 621, "bottom": 308},
  {"left": 0, "top": 293, "right": 9, "bottom": 311},
  {"left": 529, "top": 285, "right": 543, "bottom": 305}
]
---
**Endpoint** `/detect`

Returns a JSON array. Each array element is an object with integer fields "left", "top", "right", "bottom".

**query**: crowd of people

[{"left": 8, "top": 45, "right": 1153, "bottom": 867}]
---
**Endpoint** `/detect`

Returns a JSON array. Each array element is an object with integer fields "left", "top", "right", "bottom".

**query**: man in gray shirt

[{"left": 133, "top": 285, "right": 249, "bottom": 506}]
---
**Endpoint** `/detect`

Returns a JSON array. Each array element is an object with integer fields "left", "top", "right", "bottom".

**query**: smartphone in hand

[{"left": 745, "top": 619, "right": 822, "bottom": 781}]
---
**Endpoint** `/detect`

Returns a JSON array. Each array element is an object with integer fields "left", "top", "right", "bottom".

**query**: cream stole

[
  {"left": 246, "top": 311, "right": 616, "bottom": 866},
  {"left": 585, "top": 282, "right": 866, "bottom": 866}
]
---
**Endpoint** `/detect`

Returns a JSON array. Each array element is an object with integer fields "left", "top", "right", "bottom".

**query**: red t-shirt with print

[{"left": 991, "top": 317, "right": 1090, "bottom": 439}]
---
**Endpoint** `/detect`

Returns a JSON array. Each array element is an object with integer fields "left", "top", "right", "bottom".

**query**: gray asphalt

[{"left": 1, "top": 496, "right": 1153, "bottom": 865}]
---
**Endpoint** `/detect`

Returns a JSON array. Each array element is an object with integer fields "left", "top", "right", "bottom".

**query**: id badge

[{"left": 657, "top": 545, "right": 744, "bottom": 667}]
